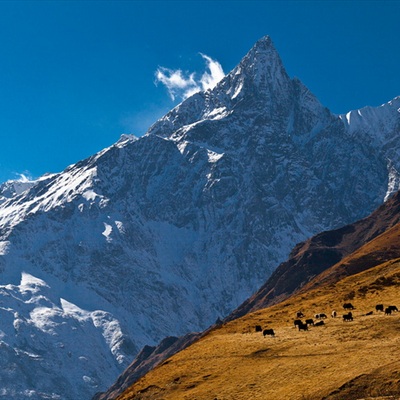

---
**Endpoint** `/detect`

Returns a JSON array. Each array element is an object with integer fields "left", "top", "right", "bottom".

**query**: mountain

[
  {"left": 96, "top": 187, "right": 400, "bottom": 400},
  {"left": 111, "top": 232, "right": 400, "bottom": 400},
  {"left": 0, "top": 36, "right": 399, "bottom": 399}
]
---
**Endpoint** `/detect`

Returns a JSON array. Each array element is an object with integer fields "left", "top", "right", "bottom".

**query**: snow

[
  {"left": 102, "top": 223, "right": 113, "bottom": 241},
  {"left": 20, "top": 272, "right": 49, "bottom": 290},
  {"left": 115, "top": 221, "right": 125, "bottom": 235},
  {"left": 384, "top": 162, "right": 400, "bottom": 202},
  {"left": 0, "top": 241, "right": 10, "bottom": 255},
  {"left": 0, "top": 272, "right": 134, "bottom": 399},
  {"left": 204, "top": 106, "right": 230, "bottom": 120},
  {"left": 82, "top": 190, "right": 98, "bottom": 202},
  {"left": 207, "top": 149, "right": 224, "bottom": 163},
  {"left": 231, "top": 80, "right": 243, "bottom": 99}
]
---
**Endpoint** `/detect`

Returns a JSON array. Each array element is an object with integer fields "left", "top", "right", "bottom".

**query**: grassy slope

[{"left": 116, "top": 258, "right": 400, "bottom": 400}]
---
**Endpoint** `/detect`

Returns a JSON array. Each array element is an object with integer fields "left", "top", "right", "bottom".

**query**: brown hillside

[
  {"left": 93, "top": 333, "right": 203, "bottom": 400},
  {"left": 228, "top": 191, "right": 400, "bottom": 321},
  {"left": 116, "top": 259, "right": 400, "bottom": 400}
]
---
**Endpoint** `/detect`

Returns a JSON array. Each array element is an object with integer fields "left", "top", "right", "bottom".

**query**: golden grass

[{"left": 117, "top": 260, "right": 400, "bottom": 400}]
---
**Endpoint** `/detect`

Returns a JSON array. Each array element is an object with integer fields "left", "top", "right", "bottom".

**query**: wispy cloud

[
  {"left": 155, "top": 53, "right": 225, "bottom": 101},
  {"left": 199, "top": 53, "right": 225, "bottom": 90},
  {"left": 16, "top": 173, "right": 32, "bottom": 183}
]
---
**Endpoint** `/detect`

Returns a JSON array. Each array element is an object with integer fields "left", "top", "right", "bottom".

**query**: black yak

[
  {"left": 343, "top": 312, "right": 353, "bottom": 321},
  {"left": 263, "top": 329, "right": 275, "bottom": 337}
]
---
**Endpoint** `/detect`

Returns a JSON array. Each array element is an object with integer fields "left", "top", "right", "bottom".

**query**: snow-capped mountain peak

[
  {"left": 146, "top": 36, "right": 292, "bottom": 141},
  {"left": 226, "top": 35, "right": 290, "bottom": 96}
]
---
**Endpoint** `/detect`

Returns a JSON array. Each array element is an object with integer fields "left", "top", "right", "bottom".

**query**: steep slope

[
  {"left": 229, "top": 189, "right": 400, "bottom": 320},
  {"left": 0, "top": 36, "right": 399, "bottom": 399},
  {"left": 96, "top": 188, "right": 400, "bottom": 400},
  {"left": 93, "top": 332, "right": 204, "bottom": 400},
  {"left": 113, "top": 259, "right": 400, "bottom": 400}
]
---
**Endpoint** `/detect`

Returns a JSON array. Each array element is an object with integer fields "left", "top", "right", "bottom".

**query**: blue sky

[{"left": 0, "top": 1, "right": 399, "bottom": 183}]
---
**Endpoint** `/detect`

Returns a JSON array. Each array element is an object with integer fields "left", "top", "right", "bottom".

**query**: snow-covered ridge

[
  {"left": 0, "top": 272, "right": 133, "bottom": 400},
  {"left": 0, "top": 163, "right": 100, "bottom": 234},
  {"left": 0, "top": 174, "right": 56, "bottom": 204},
  {"left": 339, "top": 96, "right": 400, "bottom": 198},
  {"left": 339, "top": 96, "right": 400, "bottom": 135}
]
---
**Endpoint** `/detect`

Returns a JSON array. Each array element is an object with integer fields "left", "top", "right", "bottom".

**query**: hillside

[
  {"left": 229, "top": 189, "right": 400, "bottom": 320},
  {"left": 115, "top": 257, "right": 400, "bottom": 400}
]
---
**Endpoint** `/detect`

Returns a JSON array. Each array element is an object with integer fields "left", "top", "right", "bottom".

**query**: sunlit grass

[{"left": 117, "top": 259, "right": 400, "bottom": 400}]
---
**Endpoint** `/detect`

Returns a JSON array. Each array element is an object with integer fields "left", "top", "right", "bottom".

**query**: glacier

[{"left": 0, "top": 36, "right": 399, "bottom": 399}]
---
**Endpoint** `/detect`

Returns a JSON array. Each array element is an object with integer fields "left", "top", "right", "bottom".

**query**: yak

[
  {"left": 263, "top": 329, "right": 275, "bottom": 337},
  {"left": 343, "top": 312, "right": 353, "bottom": 321},
  {"left": 298, "top": 322, "right": 308, "bottom": 331}
]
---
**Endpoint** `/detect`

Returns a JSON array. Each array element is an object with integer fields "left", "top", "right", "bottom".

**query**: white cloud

[
  {"left": 16, "top": 173, "right": 32, "bottom": 183},
  {"left": 199, "top": 53, "right": 225, "bottom": 91},
  {"left": 155, "top": 68, "right": 198, "bottom": 101},
  {"left": 155, "top": 53, "right": 225, "bottom": 101}
]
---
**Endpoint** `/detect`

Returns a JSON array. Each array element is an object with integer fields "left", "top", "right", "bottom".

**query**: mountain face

[
  {"left": 96, "top": 181, "right": 400, "bottom": 400},
  {"left": 0, "top": 36, "right": 399, "bottom": 399}
]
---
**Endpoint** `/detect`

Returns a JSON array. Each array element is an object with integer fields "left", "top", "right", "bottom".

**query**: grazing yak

[
  {"left": 331, "top": 310, "right": 337, "bottom": 318},
  {"left": 315, "top": 313, "right": 327, "bottom": 319},
  {"left": 305, "top": 319, "right": 314, "bottom": 326},
  {"left": 263, "top": 329, "right": 275, "bottom": 337},
  {"left": 298, "top": 322, "right": 308, "bottom": 331},
  {"left": 388, "top": 305, "right": 398, "bottom": 312},
  {"left": 255, "top": 325, "right": 262, "bottom": 332},
  {"left": 385, "top": 307, "right": 392, "bottom": 315},
  {"left": 343, "top": 312, "right": 353, "bottom": 321},
  {"left": 343, "top": 303, "right": 355, "bottom": 310},
  {"left": 294, "top": 319, "right": 302, "bottom": 327},
  {"left": 314, "top": 320, "right": 325, "bottom": 327},
  {"left": 375, "top": 304, "right": 384, "bottom": 312},
  {"left": 296, "top": 311, "right": 304, "bottom": 318}
]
